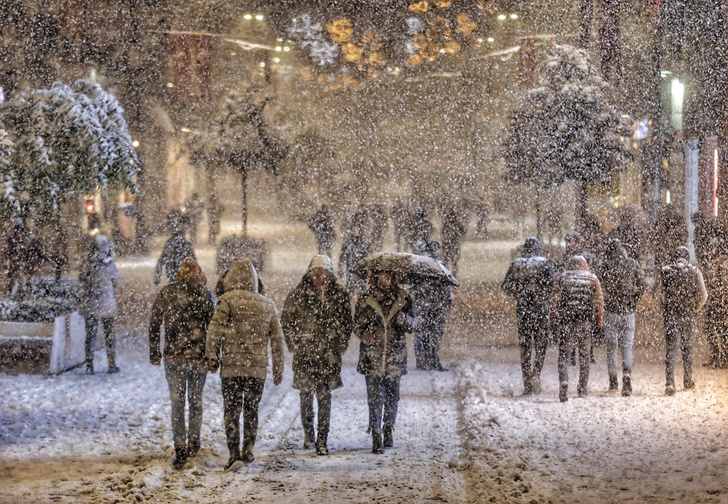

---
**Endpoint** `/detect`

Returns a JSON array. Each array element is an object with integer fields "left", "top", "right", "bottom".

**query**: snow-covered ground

[{"left": 1, "top": 235, "right": 727, "bottom": 503}]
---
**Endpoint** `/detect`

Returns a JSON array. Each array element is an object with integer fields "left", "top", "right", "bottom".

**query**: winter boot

[
  {"left": 684, "top": 379, "right": 695, "bottom": 390},
  {"left": 530, "top": 376, "right": 542, "bottom": 395},
  {"left": 622, "top": 371, "right": 632, "bottom": 397},
  {"left": 172, "top": 447, "right": 188, "bottom": 470},
  {"left": 224, "top": 450, "right": 241, "bottom": 471},
  {"left": 577, "top": 386, "right": 587, "bottom": 398},
  {"left": 559, "top": 383, "right": 568, "bottom": 403},
  {"left": 608, "top": 375, "right": 619, "bottom": 392},
  {"left": 665, "top": 379, "right": 676, "bottom": 396},
  {"left": 382, "top": 426, "right": 394, "bottom": 448},
  {"left": 187, "top": 438, "right": 200, "bottom": 458},
  {"left": 372, "top": 431, "right": 384, "bottom": 454},
  {"left": 433, "top": 359, "right": 449, "bottom": 372},
  {"left": 303, "top": 427, "right": 315, "bottom": 450},
  {"left": 316, "top": 432, "right": 329, "bottom": 456},
  {"left": 107, "top": 364, "right": 120, "bottom": 374},
  {"left": 241, "top": 438, "right": 255, "bottom": 463},
  {"left": 85, "top": 363, "right": 95, "bottom": 375}
]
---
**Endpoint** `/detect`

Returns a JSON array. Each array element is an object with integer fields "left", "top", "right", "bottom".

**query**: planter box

[{"left": 0, "top": 312, "right": 87, "bottom": 375}]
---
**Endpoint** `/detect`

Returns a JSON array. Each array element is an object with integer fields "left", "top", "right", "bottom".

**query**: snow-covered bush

[
  {"left": 0, "top": 80, "right": 138, "bottom": 220},
  {"left": 504, "top": 44, "right": 631, "bottom": 227}
]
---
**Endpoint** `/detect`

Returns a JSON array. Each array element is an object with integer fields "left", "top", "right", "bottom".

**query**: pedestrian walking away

[
  {"left": 502, "top": 237, "right": 554, "bottom": 395},
  {"left": 281, "top": 255, "right": 352, "bottom": 455},
  {"left": 154, "top": 227, "right": 196, "bottom": 285},
  {"left": 354, "top": 271, "right": 414, "bottom": 454},
  {"left": 595, "top": 239, "right": 645, "bottom": 396},
  {"left": 659, "top": 246, "right": 708, "bottom": 395},
  {"left": 206, "top": 259, "right": 284, "bottom": 469},
  {"left": 80, "top": 234, "right": 122, "bottom": 375},
  {"left": 308, "top": 204, "right": 336, "bottom": 257},
  {"left": 411, "top": 241, "right": 454, "bottom": 372},
  {"left": 149, "top": 258, "right": 215, "bottom": 469},
  {"left": 551, "top": 255, "right": 603, "bottom": 402}
]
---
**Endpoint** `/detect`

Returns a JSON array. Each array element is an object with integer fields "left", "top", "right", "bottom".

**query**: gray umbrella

[{"left": 351, "top": 252, "right": 459, "bottom": 287}]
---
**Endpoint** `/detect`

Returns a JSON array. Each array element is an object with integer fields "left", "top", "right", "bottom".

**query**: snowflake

[
  {"left": 309, "top": 41, "right": 339, "bottom": 66},
  {"left": 288, "top": 14, "right": 324, "bottom": 42}
]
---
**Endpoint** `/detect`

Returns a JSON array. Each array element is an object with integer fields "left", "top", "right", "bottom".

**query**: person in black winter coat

[
  {"left": 281, "top": 256, "right": 352, "bottom": 456},
  {"left": 502, "top": 237, "right": 555, "bottom": 395},
  {"left": 354, "top": 271, "right": 414, "bottom": 454},
  {"left": 149, "top": 258, "right": 215, "bottom": 469},
  {"left": 154, "top": 229, "right": 196, "bottom": 285},
  {"left": 660, "top": 246, "right": 708, "bottom": 395},
  {"left": 308, "top": 205, "right": 336, "bottom": 257},
  {"left": 595, "top": 239, "right": 645, "bottom": 396},
  {"left": 551, "top": 256, "right": 604, "bottom": 402}
]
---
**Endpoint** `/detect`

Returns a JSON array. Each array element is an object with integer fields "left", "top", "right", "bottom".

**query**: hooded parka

[
  {"left": 281, "top": 256, "right": 353, "bottom": 391},
  {"left": 80, "top": 235, "right": 122, "bottom": 319},
  {"left": 206, "top": 260, "right": 284, "bottom": 380}
]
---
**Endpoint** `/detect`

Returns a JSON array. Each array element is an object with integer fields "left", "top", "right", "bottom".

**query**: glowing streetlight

[
  {"left": 259, "top": 61, "right": 266, "bottom": 67},
  {"left": 132, "top": 140, "right": 139, "bottom": 148},
  {"left": 273, "top": 57, "right": 280, "bottom": 63},
  {"left": 243, "top": 14, "right": 252, "bottom": 20},
  {"left": 487, "top": 37, "right": 494, "bottom": 43},
  {"left": 283, "top": 46, "right": 290, "bottom": 52},
  {"left": 275, "top": 46, "right": 282, "bottom": 51},
  {"left": 497, "top": 14, "right": 506, "bottom": 20},
  {"left": 255, "top": 14, "right": 264, "bottom": 21},
  {"left": 510, "top": 13, "right": 518, "bottom": 19}
]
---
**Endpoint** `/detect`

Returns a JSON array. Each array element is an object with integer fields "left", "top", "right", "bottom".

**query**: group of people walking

[{"left": 503, "top": 230, "right": 714, "bottom": 402}]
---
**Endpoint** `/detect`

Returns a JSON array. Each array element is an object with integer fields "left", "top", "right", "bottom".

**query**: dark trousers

[
  {"left": 704, "top": 306, "right": 728, "bottom": 367},
  {"left": 414, "top": 313, "right": 446, "bottom": 369},
  {"left": 300, "top": 382, "right": 332, "bottom": 437},
  {"left": 164, "top": 359, "right": 207, "bottom": 452},
  {"left": 84, "top": 315, "right": 115, "bottom": 368},
  {"left": 222, "top": 376, "right": 265, "bottom": 457},
  {"left": 517, "top": 307, "right": 549, "bottom": 390},
  {"left": 365, "top": 375, "right": 400, "bottom": 433},
  {"left": 558, "top": 320, "right": 592, "bottom": 394},
  {"left": 665, "top": 316, "right": 697, "bottom": 385}
]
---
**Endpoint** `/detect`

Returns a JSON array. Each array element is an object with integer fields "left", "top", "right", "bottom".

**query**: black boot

[
  {"left": 622, "top": 372, "right": 632, "bottom": 397},
  {"left": 173, "top": 447, "right": 188, "bottom": 470},
  {"left": 316, "top": 432, "right": 328, "bottom": 456},
  {"left": 608, "top": 375, "right": 619, "bottom": 391},
  {"left": 372, "top": 431, "right": 384, "bottom": 454},
  {"left": 224, "top": 450, "right": 240, "bottom": 471},
  {"left": 85, "top": 363, "right": 95, "bottom": 375},
  {"left": 303, "top": 427, "right": 315, "bottom": 450},
  {"left": 187, "top": 438, "right": 200, "bottom": 458},
  {"left": 382, "top": 426, "right": 393, "bottom": 448},
  {"left": 241, "top": 438, "right": 255, "bottom": 463},
  {"left": 559, "top": 383, "right": 568, "bottom": 403}
]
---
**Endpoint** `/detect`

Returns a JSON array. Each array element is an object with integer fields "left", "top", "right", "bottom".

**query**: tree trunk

[
  {"left": 535, "top": 185, "right": 543, "bottom": 242},
  {"left": 577, "top": 180, "right": 589, "bottom": 233},
  {"left": 241, "top": 168, "right": 248, "bottom": 238}
]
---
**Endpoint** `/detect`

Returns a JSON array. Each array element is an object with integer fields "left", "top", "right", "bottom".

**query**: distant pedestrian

[
  {"left": 704, "top": 238, "right": 728, "bottom": 369},
  {"left": 206, "top": 260, "right": 284, "bottom": 469},
  {"left": 551, "top": 256, "right": 603, "bottom": 402},
  {"left": 411, "top": 241, "right": 454, "bottom": 371},
  {"left": 281, "top": 256, "right": 352, "bottom": 456},
  {"left": 391, "top": 197, "right": 409, "bottom": 252},
  {"left": 595, "top": 239, "right": 645, "bottom": 396},
  {"left": 308, "top": 205, "right": 336, "bottom": 257},
  {"left": 660, "top": 247, "right": 708, "bottom": 395},
  {"left": 502, "top": 237, "right": 555, "bottom": 395},
  {"left": 208, "top": 193, "right": 225, "bottom": 245},
  {"left": 364, "top": 204, "right": 388, "bottom": 253},
  {"left": 355, "top": 271, "right": 414, "bottom": 453},
  {"left": 654, "top": 205, "right": 689, "bottom": 267},
  {"left": 440, "top": 200, "right": 469, "bottom": 278},
  {"left": 185, "top": 193, "right": 204, "bottom": 245},
  {"left": 338, "top": 213, "right": 370, "bottom": 302},
  {"left": 149, "top": 258, "right": 215, "bottom": 469},
  {"left": 154, "top": 228, "right": 196, "bottom": 285},
  {"left": 80, "top": 235, "right": 122, "bottom": 375},
  {"left": 408, "top": 207, "right": 433, "bottom": 252}
]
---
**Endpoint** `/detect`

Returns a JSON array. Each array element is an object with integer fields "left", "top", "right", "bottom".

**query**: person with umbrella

[{"left": 351, "top": 252, "right": 456, "bottom": 453}]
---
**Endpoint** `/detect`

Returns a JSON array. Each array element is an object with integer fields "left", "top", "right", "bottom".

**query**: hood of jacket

[
  {"left": 177, "top": 257, "right": 207, "bottom": 285},
  {"left": 222, "top": 259, "right": 259, "bottom": 293},
  {"left": 522, "top": 237, "right": 542, "bottom": 257},
  {"left": 90, "top": 235, "right": 114, "bottom": 264},
  {"left": 565, "top": 255, "right": 590, "bottom": 272}
]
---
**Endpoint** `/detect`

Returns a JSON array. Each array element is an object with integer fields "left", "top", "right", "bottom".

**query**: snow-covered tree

[
  {"left": 504, "top": 44, "right": 630, "bottom": 232},
  {"left": 215, "top": 89, "right": 288, "bottom": 236},
  {"left": 0, "top": 80, "right": 138, "bottom": 221}
]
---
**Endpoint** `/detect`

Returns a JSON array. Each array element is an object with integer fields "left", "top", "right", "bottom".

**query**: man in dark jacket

[
  {"left": 308, "top": 205, "right": 336, "bottom": 257},
  {"left": 595, "top": 239, "right": 645, "bottom": 396},
  {"left": 149, "top": 258, "right": 215, "bottom": 469},
  {"left": 502, "top": 237, "right": 555, "bottom": 395},
  {"left": 551, "top": 256, "right": 604, "bottom": 402},
  {"left": 660, "top": 246, "right": 708, "bottom": 395},
  {"left": 411, "top": 241, "right": 454, "bottom": 372},
  {"left": 355, "top": 271, "right": 414, "bottom": 453},
  {"left": 154, "top": 228, "right": 196, "bottom": 285},
  {"left": 281, "top": 256, "right": 352, "bottom": 456}
]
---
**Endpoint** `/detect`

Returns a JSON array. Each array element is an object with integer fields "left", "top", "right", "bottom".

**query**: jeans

[
  {"left": 517, "top": 306, "right": 549, "bottom": 389},
  {"left": 558, "top": 320, "right": 592, "bottom": 394},
  {"left": 164, "top": 359, "right": 207, "bottom": 452},
  {"left": 222, "top": 376, "right": 265, "bottom": 456},
  {"left": 664, "top": 315, "right": 697, "bottom": 385},
  {"left": 365, "top": 375, "right": 400, "bottom": 433},
  {"left": 300, "top": 380, "right": 332, "bottom": 437},
  {"left": 84, "top": 316, "right": 116, "bottom": 368},
  {"left": 605, "top": 312, "right": 635, "bottom": 379}
]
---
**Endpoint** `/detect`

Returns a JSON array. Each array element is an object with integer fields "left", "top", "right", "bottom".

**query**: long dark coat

[
  {"left": 281, "top": 269, "right": 352, "bottom": 392},
  {"left": 354, "top": 287, "right": 415, "bottom": 378}
]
